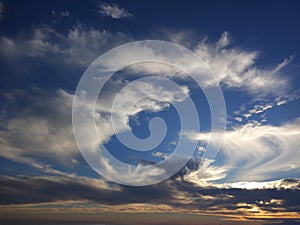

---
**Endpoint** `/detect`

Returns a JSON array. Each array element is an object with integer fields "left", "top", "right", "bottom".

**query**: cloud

[
  {"left": 72, "top": 73, "right": 193, "bottom": 185},
  {"left": 94, "top": 76, "right": 190, "bottom": 143},
  {"left": 184, "top": 118, "right": 300, "bottom": 186},
  {"left": 0, "top": 95, "right": 299, "bottom": 217},
  {"left": 158, "top": 30, "right": 293, "bottom": 97},
  {"left": 0, "top": 28, "right": 293, "bottom": 99},
  {"left": 0, "top": 88, "right": 78, "bottom": 167},
  {"left": 51, "top": 10, "right": 69, "bottom": 17},
  {"left": 0, "top": 25, "right": 131, "bottom": 67},
  {"left": 216, "top": 31, "right": 230, "bottom": 48},
  {"left": 0, "top": 78, "right": 190, "bottom": 184},
  {"left": 0, "top": 174, "right": 172, "bottom": 205},
  {"left": 99, "top": 3, "right": 133, "bottom": 19},
  {"left": 152, "top": 151, "right": 169, "bottom": 160},
  {"left": 50, "top": 10, "right": 70, "bottom": 23},
  {"left": 193, "top": 33, "right": 292, "bottom": 96},
  {"left": 0, "top": 27, "right": 65, "bottom": 57},
  {"left": 0, "top": 25, "right": 298, "bottom": 185},
  {"left": 0, "top": 174, "right": 299, "bottom": 223},
  {"left": 264, "top": 219, "right": 300, "bottom": 225},
  {"left": 96, "top": 31, "right": 293, "bottom": 98},
  {"left": 232, "top": 89, "right": 300, "bottom": 123}
]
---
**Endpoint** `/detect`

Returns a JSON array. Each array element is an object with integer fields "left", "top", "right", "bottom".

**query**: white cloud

[
  {"left": 275, "top": 89, "right": 300, "bottom": 106},
  {"left": 105, "top": 31, "right": 293, "bottom": 98},
  {"left": 276, "top": 100, "right": 287, "bottom": 106},
  {"left": 99, "top": 3, "right": 132, "bottom": 19},
  {"left": 232, "top": 89, "right": 300, "bottom": 123},
  {"left": 0, "top": 88, "right": 78, "bottom": 166},
  {"left": 159, "top": 30, "right": 292, "bottom": 96},
  {"left": 0, "top": 28, "right": 293, "bottom": 98},
  {"left": 216, "top": 31, "right": 230, "bottom": 49},
  {"left": 0, "top": 79, "right": 190, "bottom": 184},
  {"left": 92, "top": 77, "right": 190, "bottom": 143},
  {"left": 193, "top": 33, "right": 292, "bottom": 96},
  {"left": 0, "top": 25, "right": 131, "bottom": 67},
  {"left": 221, "top": 179, "right": 300, "bottom": 190},
  {"left": 184, "top": 158, "right": 229, "bottom": 187},
  {"left": 153, "top": 151, "right": 169, "bottom": 160},
  {"left": 184, "top": 118, "right": 300, "bottom": 186},
  {"left": 0, "top": 27, "right": 71, "bottom": 58},
  {"left": 234, "top": 117, "right": 242, "bottom": 122},
  {"left": 246, "top": 102, "right": 274, "bottom": 117}
]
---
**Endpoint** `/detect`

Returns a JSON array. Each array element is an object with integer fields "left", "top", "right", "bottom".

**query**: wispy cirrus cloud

[
  {"left": 0, "top": 25, "right": 131, "bottom": 67},
  {"left": 184, "top": 118, "right": 300, "bottom": 187},
  {"left": 193, "top": 32, "right": 293, "bottom": 96},
  {"left": 99, "top": 2, "right": 133, "bottom": 19},
  {"left": 0, "top": 27, "right": 293, "bottom": 100},
  {"left": 161, "top": 30, "right": 293, "bottom": 97},
  {"left": 0, "top": 27, "right": 292, "bottom": 92}
]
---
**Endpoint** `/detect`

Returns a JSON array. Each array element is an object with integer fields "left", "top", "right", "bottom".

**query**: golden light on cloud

[{"left": 1, "top": 199, "right": 299, "bottom": 224}]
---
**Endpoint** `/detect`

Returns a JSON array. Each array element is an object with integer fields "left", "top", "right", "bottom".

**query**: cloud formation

[
  {"left": 99, "top": 3, "right": 133, "bottom": 19},
  {"left": 0, "top": 28, "right": 292, "bottom": 98},
  {"left": 194, "top": 32, "right": 292, "bottom": 96},
  {"left": 0, "top": 25, "right": 131, "bottom": 67},
  {"left": 184, "top": 118, "right": 300, "bottom": 186},
  {"left": 0, "top": 88, "right": 78, "bottom": 167},
  {"left": 0, "top": 27, "right": 297, "bottom": 182},
  {"left": 0, "top": 174, "right": 299, "bottom": 223}
]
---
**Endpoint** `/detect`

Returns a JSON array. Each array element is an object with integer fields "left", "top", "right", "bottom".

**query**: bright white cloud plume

[
  {"left": 79, "top": 77, "right": 190, "bottom": 144},
  {"left": 184, "top": 118, "right": 300, "bottom": 187},
  {"left": 99, "top": 3, "right": 132, "bottom": 19}
]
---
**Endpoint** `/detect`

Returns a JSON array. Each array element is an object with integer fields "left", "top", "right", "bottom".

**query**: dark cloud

[
  {"left": 0, "top": 175, "right": 173, "bottom": 205},
  {"left": 1, "top": 173, "right": 299, "bottom": 219},
  {"left": 263, "top": 219, "right": 300, "bottom": 225}
]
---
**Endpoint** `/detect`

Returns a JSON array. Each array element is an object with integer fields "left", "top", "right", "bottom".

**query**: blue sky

[{"left": 0, "top": 0, "right": 300, "bottom": 224}]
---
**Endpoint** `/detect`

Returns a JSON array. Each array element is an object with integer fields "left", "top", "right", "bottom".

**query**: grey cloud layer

[{"left": 0, "top": 174, "right": 299, "bottom": 219}]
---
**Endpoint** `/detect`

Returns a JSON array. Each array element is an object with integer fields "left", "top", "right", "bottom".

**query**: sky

[{"left": 0, "top": 0, "right": 300, "bottom": 224}]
